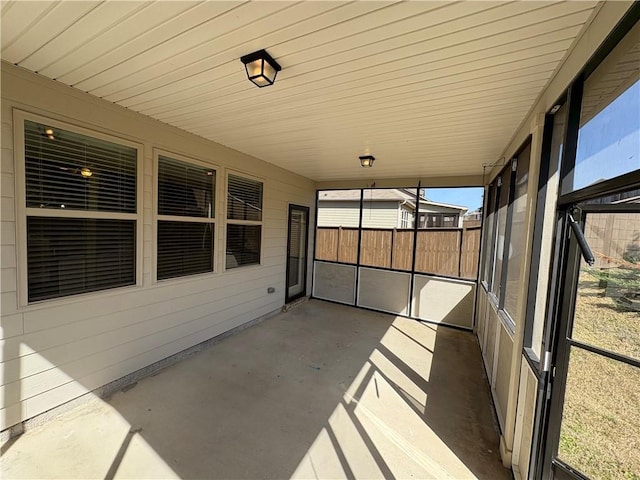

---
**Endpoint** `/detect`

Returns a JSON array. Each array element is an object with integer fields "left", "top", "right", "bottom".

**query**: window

[
  {"left": 156, "top": 154, "right": 215, "bottom": 280},
  {"left": 482, "top": 140, "right": 531, "bottom": 326},
  {"left": 525, "top": 104, "right": 566, "bottom": 361},
  {"left": 22, "top": 116, "right": 138, "bottom": 302},
  {"left": 226, "top": 173, "right": 263, "bottom": 269},
  {"left": 492, "top": 168, "right": 511, "bottom": 300},
  {"left": 482, "top": 183, "right": 497, "bottom": 287},
  {"left": 564, "top": 48, "right": 640, "bottom": 194},
  {"left": 502, "top": 144, "right": 531, "bottom": 321}
]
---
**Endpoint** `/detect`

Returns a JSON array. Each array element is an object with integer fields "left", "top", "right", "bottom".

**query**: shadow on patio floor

[{"left": 1, "top": 300, "right": 509, "bottom": 479}]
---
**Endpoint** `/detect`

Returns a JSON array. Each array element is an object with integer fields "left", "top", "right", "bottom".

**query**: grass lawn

[{"left": 558, "top": 267, "right": 640, "bottom": 480}]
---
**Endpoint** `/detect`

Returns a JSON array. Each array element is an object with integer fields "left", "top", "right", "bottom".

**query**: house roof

[
  {"left": 1, "top": 1, "right": 602, "bottom": 182},
  {"left": 319, "top": 189, "right": 468, "bottom": 213},
  {"left": 319, "top": 189, "right": 414, "bottom": 202}
]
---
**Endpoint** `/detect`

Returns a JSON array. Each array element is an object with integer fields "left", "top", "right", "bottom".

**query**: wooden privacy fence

[{"left": 316, "top": 226, "right": 481, "bottom": 279}]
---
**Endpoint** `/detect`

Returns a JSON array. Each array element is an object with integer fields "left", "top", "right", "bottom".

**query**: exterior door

[
  {"left": 543, "top": 196, "right": 640, "bottom": 479},
  {"left": 286, "top": 205, "right": 309, "bottom": 302}
]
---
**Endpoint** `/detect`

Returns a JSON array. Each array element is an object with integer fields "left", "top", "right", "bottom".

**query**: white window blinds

[
  {"left": 24, "top": 119, "right": 138, "bottom": 302},
  {"left": 156, "top": 155, "right": 215, "bottom": 280}
]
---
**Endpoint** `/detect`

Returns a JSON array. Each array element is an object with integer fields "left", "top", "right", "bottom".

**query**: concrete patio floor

[{"left": 1, "top": 300, "right": 510, "bottom": 480}]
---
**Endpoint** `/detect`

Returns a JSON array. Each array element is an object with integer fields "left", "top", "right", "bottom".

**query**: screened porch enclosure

[
  {"left": 313, "top": 187, "right": 482, "bottom": 329},
  {"left": 2, "top": 3, "right": 639, "bottom": 480}
]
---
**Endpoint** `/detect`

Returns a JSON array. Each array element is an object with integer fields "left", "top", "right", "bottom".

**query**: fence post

[
  {"left": 458, "top": 228, "right": 464, "bottom": 278},
  {"left": 391, "top": 228, "right": 396, "bottom": 268}
]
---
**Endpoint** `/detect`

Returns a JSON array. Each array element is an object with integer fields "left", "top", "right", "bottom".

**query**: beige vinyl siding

[
  {"left": 317, "top": 201, "right": 360, "bottom": 227},
  {"left": 362, "top": 201, "right": 401, "bottom": 228},
  {"left": 318, "top": 200, "right": 400, "bottom": 228},
  {"left": 0, "top": 62, "right": 315, "bottom": 430}
]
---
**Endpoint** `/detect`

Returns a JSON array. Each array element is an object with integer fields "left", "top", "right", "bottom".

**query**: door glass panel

[
  {"left": 558, "top": 347, "right": 640, "bottom": 479},
  {"left": 573, "top": 212, "right": 640, "bottom": 361},
  {"left": 288, "top": 207, "right": 307, "bottom": 299}
]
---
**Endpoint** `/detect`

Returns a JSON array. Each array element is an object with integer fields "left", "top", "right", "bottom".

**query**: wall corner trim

[{"left": 500, "top": 435, "right": 513, "bottom": 469}]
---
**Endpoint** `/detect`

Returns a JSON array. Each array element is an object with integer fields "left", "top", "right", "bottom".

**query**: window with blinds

[
  {"left": 157, "top": 155, "right": 215, "bottom": 280},
  {"left": 227, "top": 174, "right": 262, "bottom": 221},
  {"left": 226, "top": 174, "right": 263, "bottom": 269},
  {"left": 23, "top": 119, "right": 138, "bottom": 302},
  {"left": 25, "top": 120, "right": 136, "bottom": 212},
  {"left": 27, "top": 218, "right": 136, "bottom": 301}
]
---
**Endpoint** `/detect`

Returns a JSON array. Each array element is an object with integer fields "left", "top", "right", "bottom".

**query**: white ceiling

[{"left": 1, "top": 1, "right": 601, "bottom": 182}]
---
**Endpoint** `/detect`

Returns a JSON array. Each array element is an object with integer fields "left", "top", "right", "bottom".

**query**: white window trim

[
  {"left": 224, "top": 169, "right": 265, "bottom": 272},
  {"left": 152, "top": 149, "right": 218, "bottom": 284},
  {"left": 13, "top": 109, "right": 144, "bottom": 308}
]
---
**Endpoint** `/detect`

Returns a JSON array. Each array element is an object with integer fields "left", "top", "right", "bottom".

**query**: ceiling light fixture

[
  {"left": 80, "top": 167, "right": 92, "bottom": 178},
  {"left": 240, "top": 49, "right": 281, "bottom": 88},
  {"left": 359, "top": 155, "right": 375, "bottom": 168},
  {"left": 44, "top": 128, "right": 55, "bottom": 139}
]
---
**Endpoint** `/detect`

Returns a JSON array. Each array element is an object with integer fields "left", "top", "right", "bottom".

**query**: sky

[
  {"left": 573, "top": 79, "right": 639, "bottom": 190},
  {"left": 424, "top": 187, "right": 484, "bottom": 211}
]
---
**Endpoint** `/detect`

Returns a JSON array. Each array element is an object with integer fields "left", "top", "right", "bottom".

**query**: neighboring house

[
  {"left": 463, "top": 208, "right": 483, "bottom": 227},
  {"left": 318, "top": 189, "right": 467, "bottom": 229}
]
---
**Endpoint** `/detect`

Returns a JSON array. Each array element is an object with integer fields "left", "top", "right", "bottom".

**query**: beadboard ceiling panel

[{"left": 1, "top": 0, "right": 602, "bottom": 182}]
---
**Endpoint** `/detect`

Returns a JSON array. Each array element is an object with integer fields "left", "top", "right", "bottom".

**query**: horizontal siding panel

[
  {"left": 15, "top": 299, "right": 281, "bottom": 430},
  {"left": 20, "top": 263, "right": 287, "bottom": 335},
  {"left": 0, "top": 403, "right": 23, "bottom": 431},
  {"left": 0, "top": 196, "right": 15, "bottom": 221},
  {"left": 3, "top": 293, "right": 282, "bottom": 408},
  {"left": 1, "top": 148, "right": 14, "bottom": 173},
  {"left": 0, "top": 245, "right": 15, "bottom": 268},
  {"left": 0, "top": 312, "right": 23, "bottom": 339},
  {"left": 1, "top": 267, "right": 17, "bottom": 293},
  {"left": 0, "top": 172, "right": 13, "bottom": 197},
  {"left": 1, "top": 291, "right": 17, "bottom": 316},
  {"left": 318, "top": 203, "right": 360, "bottom": 228}
]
